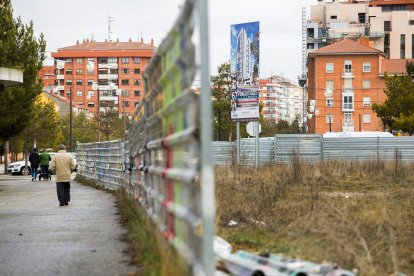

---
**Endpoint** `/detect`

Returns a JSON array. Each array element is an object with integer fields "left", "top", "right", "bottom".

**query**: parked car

[{"left": 7, "top": 161, "right": 31, "bottom": 175}]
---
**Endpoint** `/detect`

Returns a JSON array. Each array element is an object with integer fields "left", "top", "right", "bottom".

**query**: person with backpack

[
  {"left": 29, "top": 148, "right": 40, "bottom": 181},
  {"left": 39, "top": 149, "right": 51, "bottom": 180}
]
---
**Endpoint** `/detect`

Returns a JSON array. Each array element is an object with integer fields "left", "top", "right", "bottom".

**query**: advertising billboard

[
  {"left": 230, "top": 21, "right": 260, "bottom": 121},
  {"left": 231, "top": 86, "right": 259, "bottom": 121}
]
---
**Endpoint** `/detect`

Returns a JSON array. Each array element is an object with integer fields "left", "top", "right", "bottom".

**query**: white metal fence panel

[{"left": 274, "top": 134, "right": 322, "bottom": 163}]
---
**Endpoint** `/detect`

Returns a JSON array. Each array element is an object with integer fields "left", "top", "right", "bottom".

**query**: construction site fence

[
  {"left": 77, "top": 1, "right": 213, "bottom": 275},
  {"left": 212, "top": 135, "right": 414, "bottom": 165}
]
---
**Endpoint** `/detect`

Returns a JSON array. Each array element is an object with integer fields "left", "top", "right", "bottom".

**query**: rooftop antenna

[{"left": 107, "top": 15, "right": 115, "bottom": 42}]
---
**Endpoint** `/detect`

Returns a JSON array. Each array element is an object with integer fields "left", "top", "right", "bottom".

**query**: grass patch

[
  {"left": 76, "top": 175, "right": 189, "bottom": 276},
  {"left": 216, "top": 161, "right": 414, "bottom": 276}
]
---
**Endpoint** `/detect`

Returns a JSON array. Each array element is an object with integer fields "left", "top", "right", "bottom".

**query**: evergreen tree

[
  {"left": 372, "top": 61, "right": 414, "bottom": 133},
  {"left": 0, "top": 0, "right": 46, "bottom": 140}
]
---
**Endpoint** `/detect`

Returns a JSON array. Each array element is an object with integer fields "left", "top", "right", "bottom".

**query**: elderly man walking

[{"left": 49, "top": 144, "right": 76, "bottom": 206}]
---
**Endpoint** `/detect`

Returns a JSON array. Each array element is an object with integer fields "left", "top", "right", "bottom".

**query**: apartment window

[
  {"left": 326, "top": 63, "right": 334, "bottom": 73},
  {"left": 108, "top": 57, "right": 117, "bottom": 63},
  {"left": 121, "top": 79, "right": 129, "bottom": 85},
  {"left": 134, "top": 90, "right": 140, "bottom": 96},
  {"left": 363, "top": 80, "right": 371, "bottom": 89},
  {"left": 344, "top": 60, "right": 352, "bottom": 73},
  {"left": 121, "top": 90, "right": 130, "bottom": 96},
  {"left": 134, "top": 68, "right": 141, "bottom": 74},
  {"left": 343, "top": 95, "right": 354, "bottom": 111},
  {"left": 409, "top": 20, "right": 414, "bottom": 25},
  {"left": 134, "top": 79, "right": 141, "bottom": 86},
  {"left": 88, "top": 91, "right": 95, "bottom": 97},
  {"left": 326, "top": 80, "right": 334, "bottom": 89},
  {"left": 326, "top": 115, "right": 334, "bottom": 124},
  {"left": 412, "top": 35, "right": 414, "bottom": 59},
  {"left": 122, "top": 101, "right": 130, "bottom": 107},
  {"left": 307, "top": 43, "right": 314, "bottom": 50},
  {"left": 122, "top": 68, "right": 129, "bottom": 75},
  {"left": 76, "top": 90, "right": 82, "bottom": 96},
  {"left": 66, "top": 58, "right": 72, "bottom": 64},
  {"left": 384, "top": 21, "right": 391, "bottom": 32},
  {"left": 76, "top": 58, "right": 83, "bottom": 64},
  {"left": 363, "top": 114, "right": 371, "bottom": 123},
  {"left": 363, "top": 62, "right": 371, "bottom": 72},
  {"left": 87, "top": 69, "right": 94, "bottom": 75},
  {"left": 76, "top": 79, "right": 83, "bottom": 85},
  {"left": 358, "top": 13, "right": 366, "bottom": 24},
  {"left": 121, "top": 57, "right": 129, "bottom": 64},
  {"left": 77, "top": 102, "right": 83, "bottom": 106},
  {"left": 134, "top": 101, "right": 140, "bottom": 107},
  {"left": 401, "top": 34, "right": 406, "bottom": 59},
  {"left": 88, "top": 102, "right": 94, "bottom": 107},
  {"left": 65, "top": 69, "right": 72, "bottom": 75},
  {"left": 133, "top": 57, "right": 140, "bottom": 64},
  {"left": 385, "top": 34, "right": 390, "bottom": 57},
  {"left": 363, "top": 97, "right": 371, "bottom": 107},
  {"left": 76, "top": 69, "right": 83, "bottom": 75},
  {"left": 326, "top": 98, "right": 334, "bottom": 107},
  {"left": 330, "top": 15, "right": 337, "bottom": 19},
  {"left": 88, "top": 80, "right": 94, "bottom": 86},
  {"left": 66, "top": 79, "right": 72, "bottom": 86}
]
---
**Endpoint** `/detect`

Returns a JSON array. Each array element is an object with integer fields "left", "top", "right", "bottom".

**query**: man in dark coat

[{"left": 29, "top": 148, "right": 40, "bottom": 181}]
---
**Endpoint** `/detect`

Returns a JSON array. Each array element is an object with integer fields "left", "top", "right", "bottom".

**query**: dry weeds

[{"left": 215, "top": 160, "right": 414, "bottom": 275}]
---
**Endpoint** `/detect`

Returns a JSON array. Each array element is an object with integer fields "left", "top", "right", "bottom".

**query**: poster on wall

[{"left": 230, "top": 21, "right": 260, "bottom": 121}]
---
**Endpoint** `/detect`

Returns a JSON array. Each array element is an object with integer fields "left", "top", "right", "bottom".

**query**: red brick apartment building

[
  {"left": 307, "top": 39, "right": 388, "bottom": 134},
  {"left": 50, "top": 38, "right": 155, "bottom": 117},
  {"left": 38, "top": 65, "right": 55, "bottom": 92}
]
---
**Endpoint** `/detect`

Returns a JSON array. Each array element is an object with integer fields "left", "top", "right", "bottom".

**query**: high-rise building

[
  {"left": 305, "top": 0, "right": 414, "bottom": 59},
  {"left": 50, "top": 38, "right": 155, "bottom": 118},
  {"left": 259, "top": 76, "right": 303, "bottom": 125},
  {"left": 236, "top": 28, "right": 252, "bottom": 85}
]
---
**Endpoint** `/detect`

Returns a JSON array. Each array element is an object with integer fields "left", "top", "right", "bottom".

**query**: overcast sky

[{"left": 11, "top": 0, "right": 314, "bottom": 82}]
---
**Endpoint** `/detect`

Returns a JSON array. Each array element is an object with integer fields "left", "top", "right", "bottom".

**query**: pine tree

[{"left": 0, "top": 0, "right": 46, "bottom": 140}]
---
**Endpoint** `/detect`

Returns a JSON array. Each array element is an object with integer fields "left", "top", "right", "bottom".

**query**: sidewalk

[{"left": 0, "top": 174, "right": 137, "bottom": 275}]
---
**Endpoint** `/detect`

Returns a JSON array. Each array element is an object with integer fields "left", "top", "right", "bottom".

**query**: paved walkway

[{"left": 0, "top": 174, "right": 138, "bottom": 276}]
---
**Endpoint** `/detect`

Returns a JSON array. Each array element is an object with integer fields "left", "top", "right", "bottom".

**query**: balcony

[
  {"left": 56, "top": 74, "right": 64, "bottom": 80},
  {"left": 99, "top": 96, "right": 118, "bottom": 102},
  {"left": 98, "top": 74, "right": 118, "bottom": 80},
  {"left": 98, "top": 63, "right": 118, "bottom": 69},
  {"left": 56, "top": 85, "right": 64, "bottom": 90},
  {"left": 369, "top": 31, "right": 385, "bottom": 38},
  {"left": 342, "top": 69, "right": 354, "bottom": 78}
]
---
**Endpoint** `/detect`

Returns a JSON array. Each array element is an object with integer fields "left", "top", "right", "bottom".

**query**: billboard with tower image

[{"left": 230, "top": 21, "right": 260, "bottom": 121}]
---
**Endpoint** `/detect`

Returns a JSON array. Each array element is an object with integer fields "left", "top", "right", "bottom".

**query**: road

[{"left": 0, "top": 174, "right": 138, "bottom": 276}]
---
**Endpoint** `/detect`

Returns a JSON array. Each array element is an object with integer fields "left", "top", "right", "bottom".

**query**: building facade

[
  {"left": 259, "top": 76, "right": 304, "bottom": 125},
  {"left": 236, "top": 28, "right": 252, "bottom": 85},
  {"left": 307, "top": 39, "right": 386, "bottom": 134},
  {"left": 38, "top": 66, "right": 55, "bottom": 93},
  {"left": 50, "top": 38, "right": 155, "bottom": 118},
  {"left": 306, "top": 0, "right": 414, "bottom": 59}
]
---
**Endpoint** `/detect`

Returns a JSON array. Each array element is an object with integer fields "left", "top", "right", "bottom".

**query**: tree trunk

[
  {"left": 4, "top": 141, "right": 9, "bottom": 175},
  {"left": 217, "top": 110, "right": 222, "bottom": 141}
]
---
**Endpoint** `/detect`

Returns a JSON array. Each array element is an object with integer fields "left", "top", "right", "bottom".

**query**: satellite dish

[
  {"left": 87, "top": 61, "right": 95, "bottom": 71},
  {"left": 114, "top": 100, "right": 118, "bottom": 105},
  {"left": 92, "top": 83, "right": 99, "bottom": 90},
  {"left": 116, "top": 89, "right": 122, "bottom": 96},
  {"left": 308, "top": 114, "right": 313, "bottom": 119},
  {"left": 315, "top": 109, "right": 320, "bottom": 116},
  {"left": 109, "top": 82, "right": 117, "bottom": 90},
  {"left": 52, "top": 87, "right": 59, "bottom": 94},
  {"left": 57, "top": 61, "right": 65, "bottom": 70}
]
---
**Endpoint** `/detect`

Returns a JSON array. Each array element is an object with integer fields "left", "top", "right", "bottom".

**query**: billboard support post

[
  {"left": 236, "top": 122, "right": 240, "bottom": 164},
  {"left": 255, "top": 121, "right": 259, "bottom": 166}
]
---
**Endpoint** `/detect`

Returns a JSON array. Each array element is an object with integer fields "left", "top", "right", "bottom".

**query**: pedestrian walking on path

[
  {"left": 29, "top": 148, "right": 40, "bottom": 181},
  {"left": 49, "top": 144, "right": 76, "bottom": 206},
  {"left": 39, "top": 149, "right": 51, "bottom": 180}
]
